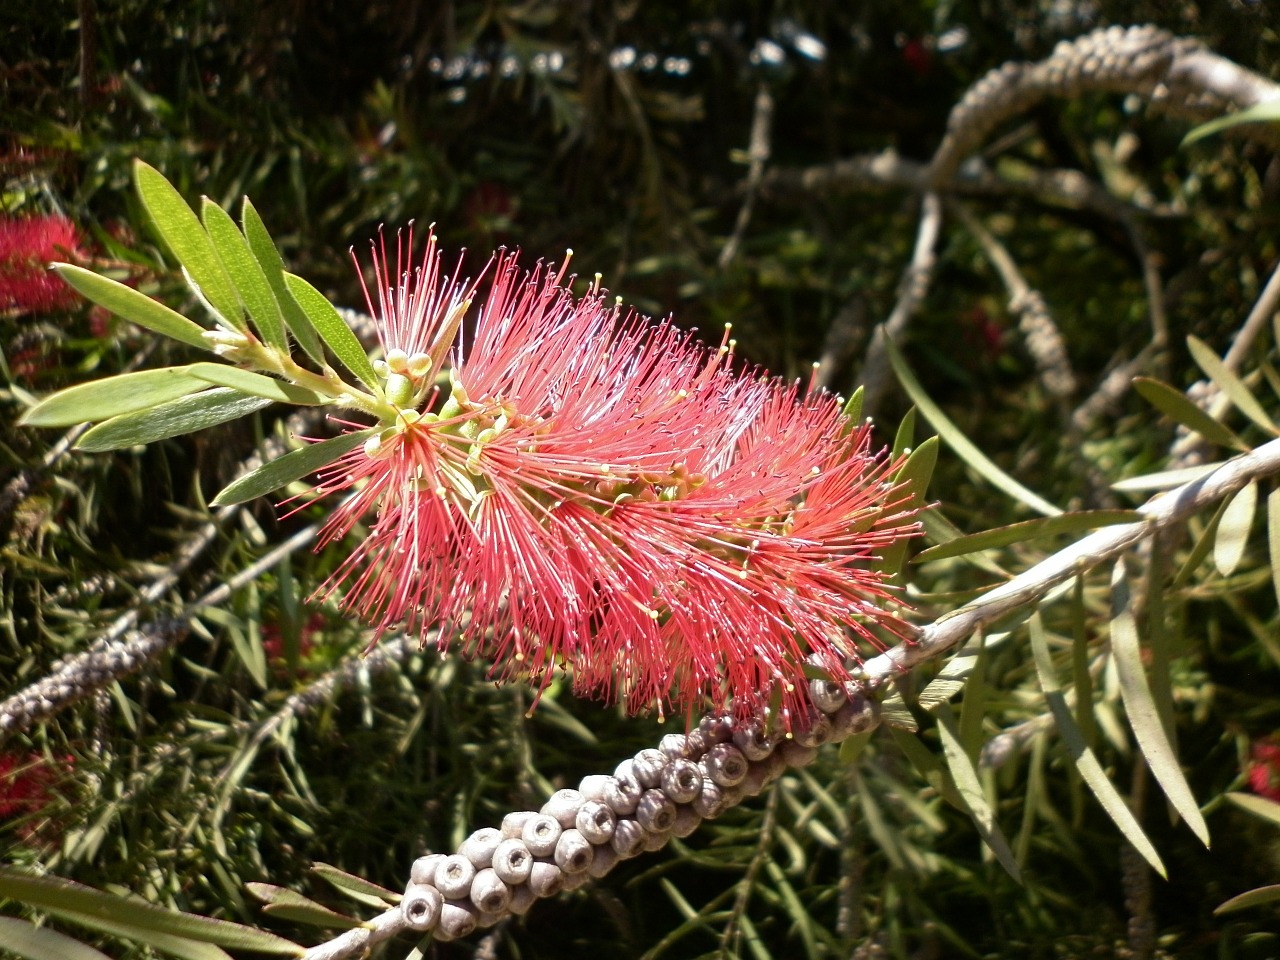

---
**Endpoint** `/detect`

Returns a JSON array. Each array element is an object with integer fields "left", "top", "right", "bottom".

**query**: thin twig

[{"left": 719, "top": 82, "right": 774, "bottom": 270}]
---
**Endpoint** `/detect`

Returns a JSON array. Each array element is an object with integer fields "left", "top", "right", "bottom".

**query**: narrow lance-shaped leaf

[
  {"left": 284, "top": 272, "right": 380, "bottom": 390},
  {"left": 841, "top": 385, "right": 864, "bottom": 427},
  {"left": 1214, "top": 885, "right": 1280, "bottom": 915},
  {"left": 1132, "top": 377, "right": 1246, "bottom": 451},
  {"left": 186, "top": 362, "right": 327, "bottom": 406},
  {"left": 1225, "top": 790, "right": 1280, "bottom": 828},
  {"left": 875, "top": 435, "right": 938, "bottom": 578},
  {"left": 1109, "top": 560, "right": 1210, "bottom": 846},
  {"left": 1182, "top": 100, "right": 1280, "bottom": 146},
  {"left": 212, "top": 429, "right": 375, "bottom": 506},
  {"left": 76, "top": 388, "right": 273, "bottom": 452},
  {"left": 1213, "top": 480, "right": 1257, "bottom": 576},
  {"left": 201, "top": 198, "right": 287, "bottom": 351},
  {"left": 1269, "top": 488, "right": 1280, "bottom": 611},
  {"left": 245, "top": 884, "right": 365, "bottom": 930},
  {"left": 241, "top": 198, "right": 325, "bottom": 364},
  {"left": 310, "top": 862, "right": 401, "bottom": 908},
  {"left": 915, "top": 510, "right": 1142, "bottom": 563},
  {"left": 20, "top": 367, "right": 209, "bottom": 427},
  {"left": 1186, "top": 335, "right": 1278, "bottom": 435},
  {"left": 884, "top": 332, "right": 1062, "bottom": 517},
  {"left": 935, "top": 703, "right": 1022, "bottom": 881},
  {"left": 1029, "top": 611, "right": 1167, "bottom": 877},
  {"left": 0, "top": 917, "right": 114, "bottom": 960},
  {"left": 133, "top": 160, "right": 245, "bottom": 331},
  {"left": 52, "top": 264, "right": 209, "bottom": 349}
]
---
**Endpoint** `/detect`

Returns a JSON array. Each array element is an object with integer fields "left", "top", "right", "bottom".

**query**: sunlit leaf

[
  {"left": 841, "top": 385, "right": 864, "bottom": 426},
  {"left": 884, "top": 333, "right": 1061, "bottom": 516},
  {"left": 51, "top": 264, "right": 209, "bottom": 349},
  {"left": 1111, "top": 462, "right": 1223, "bottom": 493},
  {"left": 134, "top": 160, "right": 244, "bottom": 331},
  {"left": 201, "top": 199, "right": 287, "bottom": 351},
  {"left": 892, "top": 406, "right": 916, "bottom": 457},
  {"left": 246, "top": 884, "right": 366, "bottom": 930},
  {"left": 76, "top": 388, "right": 273, "bottom": 452},
  {"left": 19, "top": 367, "right": 208, "bottom": 427},
  {"left": 241, "top": 198, "right": 325, "bottom": 364},
  {"left": 1269, "top": 489, "right": 1280, "bottom": 611},
  {"left": 915, "top": 510, "right": 1140, "bottom": 563},
  {"left": 1109, "top": 561, "right": 1210, "bottom": 846},
  {"left": 1029, "top": 613, "right": 1167, "bottom": 877},
  {"left": 1132, "top": 377, "right": 1246, "bottom": 451},
  {"left": 0, "top": 917, "right": 113, "bottom": 960},
  {"left": 212, "top": 429, "right": 374, "bottom": 506},
  {"left": 1214, "top": 884, "right": 1280, "bottom": 915},
  {"left": 935, "top": 703, "right": 1022, "bottom": 881},
  {"left": 1182, "top": 100, "right": 1280, "bottom": 146},
  {"left": 1185, "top": 335, "right": 1278, "bottom": 434},
  {"left": 838, "top": 728, "right": 874, "bottom": 764},
  {"left": 1225, "top": 791, "right": 1280, "bottom": 828},
  {"left": 1213, "top": 481, "right": 1257, "bottom": 576},
  {"left": 875, "top": 436, "right": 938, "bottom": 577},
  {"left": 310, "top": 863, "right": 400, "bottom": 908},
  {"left": 0, "top": 867, "right": 303, "bottom": 956},
  {"left": 283, "top": 273, "right": 379, "bottom": 389},
  {"left": 187, "top": 362, "right": 326, "bottom": 406}
]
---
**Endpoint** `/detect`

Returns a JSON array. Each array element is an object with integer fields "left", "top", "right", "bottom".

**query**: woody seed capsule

[
  {"left": 794, "top": 713, "right": 833, "bottom": 748},
  {"left": 491, "top": 837, "right": 534, "bottom": 884},
  {"left": 810, "top": 677, "right": 848, "bottom": 714},
  {"left": 699, "top": 714, "right": 734, "bottom": 745},
  {"left": 502, "top": 810, "right": 538, "bottom": 839},
  {"left": 541, "top": 788, "right": 585, "bottom": 828},
  {"left": 635, "top": 789, "right": 677, "bottom": 833},
  {"left": 575, "top": 799, "right": 617, "bottom": 844},
  {"left": 692, "top": 778, "right": 726, "bottom": 818},
  {"left": 554, "top": 828, "right": 594, "bottom": 874},
  {"left": 578, "top": 774, "right": 613, "bottom": 804},
  {"left": 587, "top": 842, "right": 620, "bottom": 878},
  {"left": 611, "top": 818, "right": 647, "bottom": 858},
  {"left": 562, "top": 868, "right": 592, "bottom": 891},
  {"left": 732, "top": 722, "right": 774, "bottom": 761},
  {"left": 631, "top": 748, "right": 667, "bottom": 788},
  {"left": 435, "top": 902, "right": 477, "bottom": 941},
  {"left": 469, "top": 868, "right": 511, "bottom": 914},
  {"left": 508, "top": 882, "right": 537, "bottom": 916},
  {"left": 659, "top": 732, "right": 691, "bottom": 760},
  {"left": 702, "top": 742, "right": 748, "bottom": 786},
  {"left": 522, "top": 813, "right": 563, "bottom": 856},
  {"left": 643, "top": 827, "right": 672, "bottom": 852},
  {"left": 780, "top": 738, "right": 818, "bottom": 768},
  {"left": 739, "top": 760, "right": 774, "bottom": 797},
  {"left": 601, "top": 765, "right": 642, "bottom": 816},
  {"left": 459, "top": 827, "right": 502, "bottom": 869},
  {"left": 660, "top": 757, "right": 702, "bottom": 803},
  {"left": 435, "top": 855, "right": 477, "bottom": 899},
  {"left": 671, "top": 803, "right": 702, "bottom": 838},
  {"left": 529, "top": 860, "right": 565, "bottom": 898},
  {"left": 409, "top": 852, "right": 446, "bottom": 886},
  {"left": 401, "top": 883, "right": 443, "bottom": 931}
]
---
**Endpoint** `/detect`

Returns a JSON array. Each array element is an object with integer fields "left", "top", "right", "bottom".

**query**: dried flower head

[
  {"left": 0, "top": 213, "right": 84, "bottom": 314},
  {"left": 313, "top": 229, "right": 918, "bottom": 726}
]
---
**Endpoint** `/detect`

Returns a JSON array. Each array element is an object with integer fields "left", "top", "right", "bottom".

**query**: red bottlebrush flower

[
  {"left": 1248, "top": 741, "right": 1280, "bottom": 803},
  {"left": 0, "top": 213, "right": 83, "bottom": 314},
  {"left": 0, "top": 751, "right": 73, "bottom": 843},
  {"left": 312, "top": 230, "right": 918, "bottom": 726}
]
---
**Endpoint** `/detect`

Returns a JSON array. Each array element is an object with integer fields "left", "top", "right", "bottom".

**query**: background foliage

[{"left": 5, "top": 1, "right": 1280, "bottom": 958}]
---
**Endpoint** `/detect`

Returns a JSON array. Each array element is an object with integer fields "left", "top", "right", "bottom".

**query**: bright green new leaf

[
  {"left": 1186, "top": 335, "right": 1277, "bottom": 434},
  {"left": 1214, "top": 884, "right": 1280, "bottom": 915},
  {"left": 884, "top": 332, "right": 1062, "bottom": 517},
  {"left": 0, "top": 918, "right": 113, "bottom": 960},
  {"left": 133, "top": 160, "right": 245, "bottom": 331},
  {"left": 201, "top": 199, "right": 287, "bottom": 351},
  {"left": 1214, "top": 481, "right": 1257, "bottom": 576},
  {"left": 310, "top": 863, "right": 401, "bottom": 908},
  {"left": 241, "top": 198, "right": 325, "bottom": 364},
  {"left": 892, "top": 406, "right": 916, "bottom": 457},
  {"left": 76, "top": 388, "right": 273, "bottom": 452},
  {"left": 186, "top": 362, "right": 326, "bottom": 406},
  {"left": 915, "top": 510, "right": 1141, "bottom": 564},
  {"left": 1133, "top": 377, "right": 1247, "bottom": 451},
  {"left": 841, "top": 385, "right": 864, "bottom": 426},
  {"left": 212, "top": 429, "right": 374, "bottom": 506},
  {"left": 284, "top": 272, "right": 379, "bottom": 390},
  {"left": 52, "top": 264, "right": 209, "bottom": 349},
  {"left": 1029, "top": 613, "right": 1167, "bottom": 877},
  {"left": 874, "top": 435, "right": 938, "bottom": 577},
  {"left": 20, "top": 367, "right": 209, "bottom": 427},
  {"left": 1109, "top": 561, "right": 1210, "bottom": 846},
  {"left": 1182, "top": 100, "right": 1280, "bottom": 146},
  {"left": 935, "top": 703, "right": 1022, "bottom": 881},
  {"left": 246, "top": 883, "right": 366, "bottom": 930},
  {"left": 0, "top": 867, "right": 304, "bottom": 956}
]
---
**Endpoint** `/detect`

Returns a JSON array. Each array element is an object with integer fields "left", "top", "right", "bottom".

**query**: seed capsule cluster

[{"left": 400, "top": 688, "right": 878, "bottom": 940}]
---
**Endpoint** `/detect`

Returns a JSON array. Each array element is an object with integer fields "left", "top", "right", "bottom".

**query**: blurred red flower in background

[
  {"left": 0, "top": 213, "right": 84, "bottom": 314},
  {"left": 1248, "top": 740, "right": 1280, "bottom": 803},
  {"left": 0, "top": 751, "right": 74, "bottom": 844}
]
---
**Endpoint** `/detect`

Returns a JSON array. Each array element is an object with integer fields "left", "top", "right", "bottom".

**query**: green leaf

[
  {"left": 284, "top": 273, "right": 379, "bottom": 390},
  {"left": 1182, "top": 100, "right": 1280, "bottom": 146},
  {"left": 246, "top": 884, "right": 365, "bottom": 930},
  {"left": 892, "top": 406, "right": 916, "bottom": 457},
  {"left": 875, "top": 436, "right": 938, "bottom": 577},
  {"left": 837, "top": 728, "right": 874, "bottom": 764},
  {"left": 915, "top": 510, "right": 1141, "bottom": 563},
  {"left": 1029, "top": 612, "right": 1167, "bottom": 877},
  {"left": 1214, "top": 884, "right": 1280, "bottom": 915},
  {"left": 1108, "top": 561, "right": 1210, "bottom": 846},
  {"left": 1213, "top": 481, "right": 1257, "bottom": 576},
  {"left": 1186, "top": 335, "right": 1278, "bottom": 434},
  {"left": 0, "top": 867, "right": 303, "bottom": 956},
  {"left": 133, "top": 160, "right": 244, "bottom": 331},
  {"left": 841, "top": 385, "right": 864, "bottom": 426},
  {"left": 1225, "top": 790, "right": 1280, "bottom": 828},
  {"left": 935, "top": 703, "right": 1022, "bottom": 881},
  {"left": 310, "top": 863, "right": 401, "bottom": 908},
  {"left": 201, "top": 199, "right": 287, "bottom": 351},
  {"left": 241, "top": 199, "right": 325, "bottom": 364},
  {"left": 1111, "top": 462, "right": 1223, "bottom": 493},
  {"left": 19, "top": 367, "right": 209, "bottom": 427},
  {"left": 51, "top": 264, "right": 209, "bottom": 349},
  {"left": 1269, "top": 489, "right": 1280, "bottom": 611},
  {"left": 0, "top": 917, "right": 114, "bottom": 960},
  {"left": 884, "top": 332, "right": 1061, "bottom": 517},
  {"left": 212, "top": 429, "right": 374, "bottom": 506},
  {"left": 1132, "top": 377, "right": 1246, "bottom": 451},
  {"left": 76, "top": 388, "right": 273, "bottom": 452},
  {"left": 186, "top": 362, "right": 326, "bottom": 406}
]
